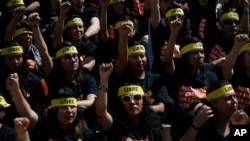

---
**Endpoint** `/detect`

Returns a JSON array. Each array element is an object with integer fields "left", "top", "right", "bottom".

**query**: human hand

[
  {"left": 59, "top": 1, "right": 71, "bottom": 18},
  {"left": 99, "top": 63, "right": 113, "bottom": 83},
  {"left": 14, "top": 117, "right": 30, "bottom": 141},
  {"left": 192, "top": 103, "right": 214, "bottom": 128},
  {"left": 118, "top": 21, "right": 134, "bottom": 37},
  {"left": 231, "top": 109, "right": 250, "bottom": 125},
  {"left": 169, "top": 18, "right": 183, "bottom": 34},
  {"left": 28, "top": 12, "right": 41, "bottom": 27},
  {"left": 234, "top": 34, "right": 250, "bottom": 50},
  {"left": 13, "top": 6, "right": 26, "bottom": 20},
  {"left": 6, "top": 73, "right": 20, "bottom": 94}
]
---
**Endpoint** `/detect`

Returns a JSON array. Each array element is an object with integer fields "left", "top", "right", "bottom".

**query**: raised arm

[
  {"left": 163, "top": 19, "right": 183, "bottom": 76},
  {"left": 6, "top": 73, "right": 39, "bottom": 129},
  {"left": 222, "top": 34, "right": 249, "bottom": 80},
  {"left": 4, "top": 6, "right": 26, "bottom": 42},
  {"left": 96, "top": 63, "right": 113, "bottom": 132},
  {"left": 84, "top": 16, "right": 100, "bottom": 41},
  {"left": 114, "top": 22, "right": 133, "bottom": 75},
  {"left": 240, "top": 0, "right": 249, "bottom": 34},
  {"left": 53, "top": 1, "right": 71, "bottom": 48},
  {"left": 14, "top": 117, "right": 30, "bottom": 141},
  {"left": 150, "top": 0, "right": 161, "bottom": 30},
  {"left": 99, "top": 0, "right": 110, "bottom": 43},
  {"left": 28, "top": 12, "right": 53, "bottom": 76}
]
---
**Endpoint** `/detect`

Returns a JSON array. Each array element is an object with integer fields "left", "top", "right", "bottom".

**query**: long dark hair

[
  {"left": 0, "top": 40, "right": 29, "bottom": 86},
  {"left": 113, "top": 83, "right": 166, "bottom": 140},
  {"left": 47, "top": 87, "right": 87, "bottom": 139}
]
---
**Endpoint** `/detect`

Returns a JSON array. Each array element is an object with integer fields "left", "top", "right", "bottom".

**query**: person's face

[
  {"left": 16, "top": 33, "right": 33, "bottom": 49},
  {"left": 244, "top": 51, "right": 250, "bottom": 69},
  {"left": 121, "top": 94, "right": 143, "bottom": 117},
  {"left": 57, "top": 106, "right": 77, "bottom": 129},
  {"left": 220, "top": 19, "right": 239, "bottom": 37},
  {"left": 128, "top": 52, "right": 147, "bottom": 73},
  {"left": 213, "top": 93, "right": 238, "bottom": 116},
  {"left": 60, "top": 53, "right": 79, "bottom": 72},
  {"left": 167, "top": 14, "right": 184, "bottom": 24},
  {"left": 187, "top": 49, "right": 205, "bottom": 68},
  {"left": 4, "top": 54, "right": 23, "bottom": 72},
  {"left": 70, "top": 23, "right": 84, "bottom": 43},
  {"left": 112, "top": 2, "right": 125, "bottom": 15}
]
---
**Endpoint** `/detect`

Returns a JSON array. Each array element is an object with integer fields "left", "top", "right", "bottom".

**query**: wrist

[
  {"left": 98, "top": 84, "right": 109, "bottom": 92},
  {"left": 191, "top": 123, "right": 200, "bottom": 130}
]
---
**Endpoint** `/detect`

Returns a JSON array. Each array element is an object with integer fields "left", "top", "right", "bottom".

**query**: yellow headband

[
  {"left": 13, "top": 27, "right": 33, "bottom": 38},
  {"left": 118, "top": 85, "right": 144, "bottom": 97},
  {"left": 109, "top": 0, "right": 125, "bottom": 4},
  {"left": 239, "top": 43, "right": 250, "bottom": 55},
  {"left": 207, "top": 84, "right": 235, "bottom": 101},
  {"left": 7, "top": 0, "right": 24, "bottom": 7},
  {"left": 180, "top": 42, "right": 203, "bottom": 55},
  {"left": 0, "top": 96, "right": 10, "bottom": 108},
  {"left": 50, "top": 97, "right": 77, "bottom": 108},
  {"left": 128, "top": 45, "right": 145, "bottom": 55},
  {"left": 55, "top": 46, "right": 78, "bottom": 58},
  {"left": 1, "top": 46, "right": 23, "bottom": 56},
  {"left": 220, "top": 12, "right": 239, "bottom": 22},
  {"left": 115, "top": 20, "right": 134, "bottom": 30},
  {"left": 64, "top": 17, "right": 84, "bottom": 30},
  {"left": 165, "top": 8, "right": 184, "bottom": 18}
]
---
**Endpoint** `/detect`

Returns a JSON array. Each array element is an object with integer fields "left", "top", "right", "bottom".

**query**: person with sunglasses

[
  {"left": 205, "top": 1, "right": 249, "bottom": 79},
  {"left": 96, "top": 63, "right": 166, "bottom": 140}
]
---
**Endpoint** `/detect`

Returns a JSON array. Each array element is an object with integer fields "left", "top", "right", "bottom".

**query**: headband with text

[
  {"left": 64, "top": 17, "right": 84, "bottom": 30},
  {"left": 13, "top": 27, "right": 33, "bottom": 38},
  {"left": 239, "top": 43, "right": 250, "bottom": 55},
  {"left": 50, "top": 97, "right": 77, "bottom": 108},
  {"left": 115, "top": 20, "right": 134, "bottom": 30},
  {"left": 0, "top": 96, "right": 10, "bottom": 108},
  {"left": 165, "top": 8, "right": 184, "bottom": 18},
  {"left": 109, "top": 0, "right": 125, "bottom": 4},
  {"left": 55, "top": 46, "right": 78, "bottom": 58},
  {"left": 220, "top": 12, "right": 239, "bottom": 22},
  {"left": 1, "top": 46, "right": 23, "bottom": 56},
  {"left": 180, "top": 42, "right": 203, "bottom": 55},
  {"left": 128, "top": 45, "right": 145, "bottom": 55},
  {"left": 118, "top": 85, "right": 144, "bottom": 97},
  {"left": 207, "top": 84, "right": 235, "bottom": 101}
]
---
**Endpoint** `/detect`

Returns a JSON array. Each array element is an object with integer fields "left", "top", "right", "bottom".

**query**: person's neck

[
  {"left": 65, "top": 71, "right": 77, "bottom": 83},
  {"left": 189, "top": 66, "right": 200, "bottom": 75},
  {"left": 215, "top": 115, "right": 231, "bottom": 136},
  {"left": 73, "top": 5, "right": 84, "bottom": 13},
  {"left": 132, "top": 71, "right": 145, "bottom": 79}
]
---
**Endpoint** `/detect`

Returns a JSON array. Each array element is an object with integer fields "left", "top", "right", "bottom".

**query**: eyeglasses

[
  {"left": 222, "top": 20, "right": 240, "bottom": 25},
  {"left": 61, "top": 54, "right": 78, "bottom": 62},
  {"left": 121, "top": 94, "right": 142, "bottom": 104},
  {"left": 169, "top": 15, "right": 184, "bottom": 21}
]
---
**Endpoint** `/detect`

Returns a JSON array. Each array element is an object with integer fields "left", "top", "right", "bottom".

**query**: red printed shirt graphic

[
  {"left": 179, "top": 85, "right": 207, "bottom": 110},
  {"left": 236, "top": 85, "right": 250, "bottom": 109},
  {"left": 108, "top": 24, "right": 116, "bottom": 39},
  {"left": 208, "top": 44, "right": 226, "bottom": 62}
]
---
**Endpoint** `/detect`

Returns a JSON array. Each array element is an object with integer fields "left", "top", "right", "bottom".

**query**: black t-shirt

[
  {"left": 1, "top": 72, "right": 47, "bottom": 128},
  {"left": 30, "top": 116, "right": 94, "bottom": 141},
  {"left": 0, "top": 124, "right": 17, "bottom": 141}
]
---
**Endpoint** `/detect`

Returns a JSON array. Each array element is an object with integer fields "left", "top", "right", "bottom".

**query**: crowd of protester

[{"left": 0, "top": 0, "right": 250, "bottom": 140}]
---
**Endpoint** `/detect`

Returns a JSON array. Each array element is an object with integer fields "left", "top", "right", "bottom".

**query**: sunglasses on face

[
  {"left": 121, "top": 94, "right": 143, "bottom": 104},
  {"left": 61, "top": 54, "right": 78, "bottom": 62},
  {"left": 169, "top": 15, "right": 184, "bottom": 21},
  {"left": 222, "top": 20, "right": 240, "bottom": 25}
]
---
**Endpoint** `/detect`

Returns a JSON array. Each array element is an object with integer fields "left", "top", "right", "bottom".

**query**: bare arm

[
  {"left": 80, "top": 56, "right": 96, "bottom": 72},
  {"left": 150, "top": 0, "right": 161, "bottom": 30},
  {"left": 29, "top": 12, "right": 53, "bottom": 76},
  {"left": 163, "top": 20, "right": 183, "bottom": 76},
  {"left": 96, "top": 63, "right": 114, "bottom": 132},
  {"left": 25, "top": 1, "right": 40, "bottom": 12},
  {"left": 6, "top": 73, "right": 39, "bottom": 129},
  {"left": 84, "top": 17, "right": 100, "bottom": 40},
  {"left": 4, "top": 6, "right": 26, "bottom": 42},
  {"left": 99, "top": 0, "right": 110, "bottom": 43},
  {"left": 53, "top": 1, "right": 71, "bottom": 48},
  {"left": 114, "top": 22, "right": 133, "bottom": 75},
  {"left": 77, "top": 94, "right": 96, "bottom": 109},
  {"left": 222, "top": 34, "right": 249, "bottom": 80},
  {"left": 240, "top": 0, "right": 249, "bottom": 34}
]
